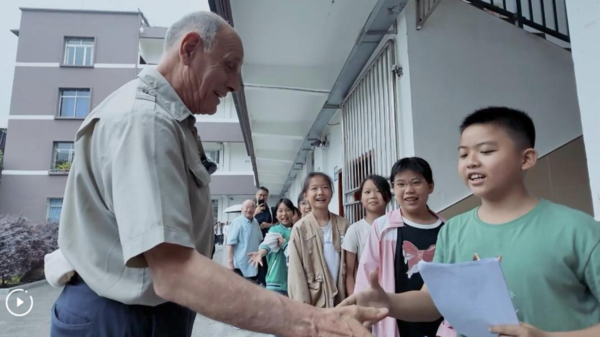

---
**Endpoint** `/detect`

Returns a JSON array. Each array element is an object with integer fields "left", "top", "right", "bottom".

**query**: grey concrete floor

[{"left": 0, "top": 245, "right": 266, "bottom": 337}]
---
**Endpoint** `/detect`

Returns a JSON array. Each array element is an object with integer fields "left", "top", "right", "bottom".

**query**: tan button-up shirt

[{"left": 59, "top": 68, "right": 214, "bottom": 306}]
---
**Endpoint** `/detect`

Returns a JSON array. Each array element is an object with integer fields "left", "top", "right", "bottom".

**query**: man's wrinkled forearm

[{"left": 147, "top": 244, "right": 319, "bottom": 336}]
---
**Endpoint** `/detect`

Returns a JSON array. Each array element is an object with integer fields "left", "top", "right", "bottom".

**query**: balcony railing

[
  {"left": 49, "top": 161, "right": 72, "bottom": 175},
  {"left": 417, "top": 0, "right": 570, "bottom": 45},
  {"left": 468, "top": 0, "right": 570, "bottom": 43}
]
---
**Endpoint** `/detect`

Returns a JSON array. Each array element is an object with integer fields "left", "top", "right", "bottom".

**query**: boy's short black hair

[
  {"left": 390, "top": 157, "right": 434, "bottom": 184},
  {"left": 460, "top": 107, "right": 536, "bottom": 149},
  {"left": 258, "top": 186, "right": 269, "bottom": 194}
]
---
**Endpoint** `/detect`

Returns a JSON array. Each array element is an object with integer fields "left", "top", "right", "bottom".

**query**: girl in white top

[{"left": 342, "top": 175, "right": 392, "bottom": 295}]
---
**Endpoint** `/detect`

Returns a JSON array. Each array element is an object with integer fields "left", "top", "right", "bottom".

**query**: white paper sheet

[{"left": 418, "top": 258, "right": 519, "bottom": 337}]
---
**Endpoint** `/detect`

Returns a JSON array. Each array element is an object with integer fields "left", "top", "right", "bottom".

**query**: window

[
  {"left": 211, "top": 199, "right": 219, "bottom": 225},
  {"left": 46, "top": 198, "right": 63, "bottom": 224},
  {"left": 205, "top": 150, "right": 220, "bottom": 167},
  {"left": 50, "top": 142, "right": 75, "bottom": 174},
  {"left": 58, "top": 89, "right": 90, "bottom": 118},
  {"left": 64, "top": 38, "right": 94, "bottom": 66}
]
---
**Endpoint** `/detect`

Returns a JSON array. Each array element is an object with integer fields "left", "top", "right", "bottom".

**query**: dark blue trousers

[{"left": 50, "top": 276, "right": 196, "bottom": 337}]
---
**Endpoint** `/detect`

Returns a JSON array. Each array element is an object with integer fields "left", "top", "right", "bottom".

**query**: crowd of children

[{"left": 245, "top": 107, "right": 600, "bottom": 337}]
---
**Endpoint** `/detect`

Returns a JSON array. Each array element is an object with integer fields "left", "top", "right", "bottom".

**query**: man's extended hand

[
  {"left": 314, "top": 305, "right": 389, "bottom": 336},
  {"left": 260, "top": 222, "right": 272, "bottom": 230},
  {"left": 338, "top": 269, "right": 390, "bottom": 325},
  {"left": 490, "top": 323, "right": 551, "bottom": 337}
]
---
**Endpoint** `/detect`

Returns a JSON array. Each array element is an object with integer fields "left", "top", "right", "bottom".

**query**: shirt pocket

[
  {"left": 302, "top": 232, "right": 318, "bottom": 273},
  {"left": 188, "top": 162, "right": 211, "bottom": 188},
  {"left": 307, "top": 271, "right": 326, "bottom": 307},
  {"left": 307, "top": 271, "right": 324, "bottom": 289}
]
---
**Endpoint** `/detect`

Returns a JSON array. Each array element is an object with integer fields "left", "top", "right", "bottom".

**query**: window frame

[
  {"left": 211, "top": 199, "right": 219, "bottom": 225},
  {"left": 56, "top": 88, "right": 92, "bottom": 120},
  {"left": 46, "top": 197, "right": 64, "bottom": 224},
  {"left": 49, "top": 141, "right": 75, "bottom": 175},
  {"left": 61, "top": 36, "right": 96, "bottom": 68},
  {"left": 205, "top": 149, "right": 222, "bottom": 169}
]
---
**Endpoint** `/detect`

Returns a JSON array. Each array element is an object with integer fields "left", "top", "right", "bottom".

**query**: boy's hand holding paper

[{"left": 418, "top": 258, "right": 519, "bottom": 337}]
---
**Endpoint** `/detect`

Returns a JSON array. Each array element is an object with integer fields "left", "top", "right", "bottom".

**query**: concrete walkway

[{"left": 0, "top": 245, "right": 266, "bottom": 337}]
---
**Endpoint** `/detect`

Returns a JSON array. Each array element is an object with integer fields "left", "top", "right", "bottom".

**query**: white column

[
  {"left": 223, "top": 143, "right": 231, "bottom": 172},
  {"left": 566, "top": 0, "right": 600, "bottom": 220}
]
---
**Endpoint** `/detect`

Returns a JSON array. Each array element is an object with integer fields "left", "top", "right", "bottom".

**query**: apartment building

[{"left": 0, "top": 8, "right": 258, "bottom": 224}]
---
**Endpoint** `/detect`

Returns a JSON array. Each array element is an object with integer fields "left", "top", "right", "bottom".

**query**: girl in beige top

[{"left": 287, "top": 172, "right": 350, "bottom": 308}]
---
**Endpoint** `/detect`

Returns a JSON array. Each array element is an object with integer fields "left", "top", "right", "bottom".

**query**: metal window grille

[
  {"left": 211, "top": 199, "right": 219, "bottom": 224},
  {"left": 342, "top": 41, "right": 399, "bottom": 224},
  {"left": 50, "top": 142, "right": 75, "bottom": 174},
  {"left": 205, "top": 150, "right": 221, "bottom": 167},
  {"left": 46, "top": 198, "right": 63, "bottom": 224},
  {"left": 468, "top": 0, "right": 570, "bottom": 42}
]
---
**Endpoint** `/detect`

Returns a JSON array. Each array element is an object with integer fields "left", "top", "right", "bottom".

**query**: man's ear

[
  {"left": 179, "top": 32, "right": 203, "bottom": 66},
  {"left": 522, "top": 148, "right": 538, "bottom": 171}
]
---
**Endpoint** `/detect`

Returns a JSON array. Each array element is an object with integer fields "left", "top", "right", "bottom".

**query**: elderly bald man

[
  {"left": 226, "top": 200, "right": 263, "bottom": 282},
  {"left": 51, "top": 11, "right": 387, "bottom": 337}
]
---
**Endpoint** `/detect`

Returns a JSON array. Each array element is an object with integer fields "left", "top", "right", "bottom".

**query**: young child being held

[{"left": 342, "top": 107, "right": 600, "bottom": 337}]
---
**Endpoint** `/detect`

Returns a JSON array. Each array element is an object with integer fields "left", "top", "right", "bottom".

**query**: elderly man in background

[
  {"left": 227, "top": 200, "right": 263, "bottom": 282},
  {"left": 51, "top": 10, "right": 386, "bottom": 337}
]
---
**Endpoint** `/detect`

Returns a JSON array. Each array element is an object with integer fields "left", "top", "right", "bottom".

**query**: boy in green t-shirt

[{"left": 342, "top": 107, "right": 600, "bottom": 337}]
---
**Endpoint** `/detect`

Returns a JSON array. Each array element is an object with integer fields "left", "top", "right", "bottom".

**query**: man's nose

[{"left": 227, "top": 74, "right": 241, "bottom": 93}]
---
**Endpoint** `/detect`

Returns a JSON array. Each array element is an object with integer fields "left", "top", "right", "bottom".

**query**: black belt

[{"left": 70, "top": 273, "right": 84, "bottom": 284}]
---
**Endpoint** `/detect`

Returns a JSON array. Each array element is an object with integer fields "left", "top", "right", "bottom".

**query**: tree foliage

[{"left": 0, "top": 215, "right": 58, "bottom": 286}]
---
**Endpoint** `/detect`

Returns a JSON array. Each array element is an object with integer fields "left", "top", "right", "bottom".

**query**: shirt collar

[{"left": 137, "top": 68, "right": 193, "bottom": 122}]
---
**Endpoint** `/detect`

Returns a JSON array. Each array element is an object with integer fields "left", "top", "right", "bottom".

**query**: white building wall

[
  {"left": 566, "top": 0, "right": 600, "bottom": 220},
  {"left": 228, "top": 142, "right": 253, "bottom": 172},
  {"left": 316, "top": 111, "right": 344, "bottom": 214},
  {"left": 285, "top": 111, "right": 344, "bottom": 214},
  {"left": 404, "top": 0, "right": 582, "bottom": 212},
  {"left": 287, "top": 162, "right": 308, "bottom": 206}
]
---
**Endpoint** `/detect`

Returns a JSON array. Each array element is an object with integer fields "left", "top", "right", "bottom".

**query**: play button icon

[{"left": 5, "top": 289, "right": 34, "bottom": 317}]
